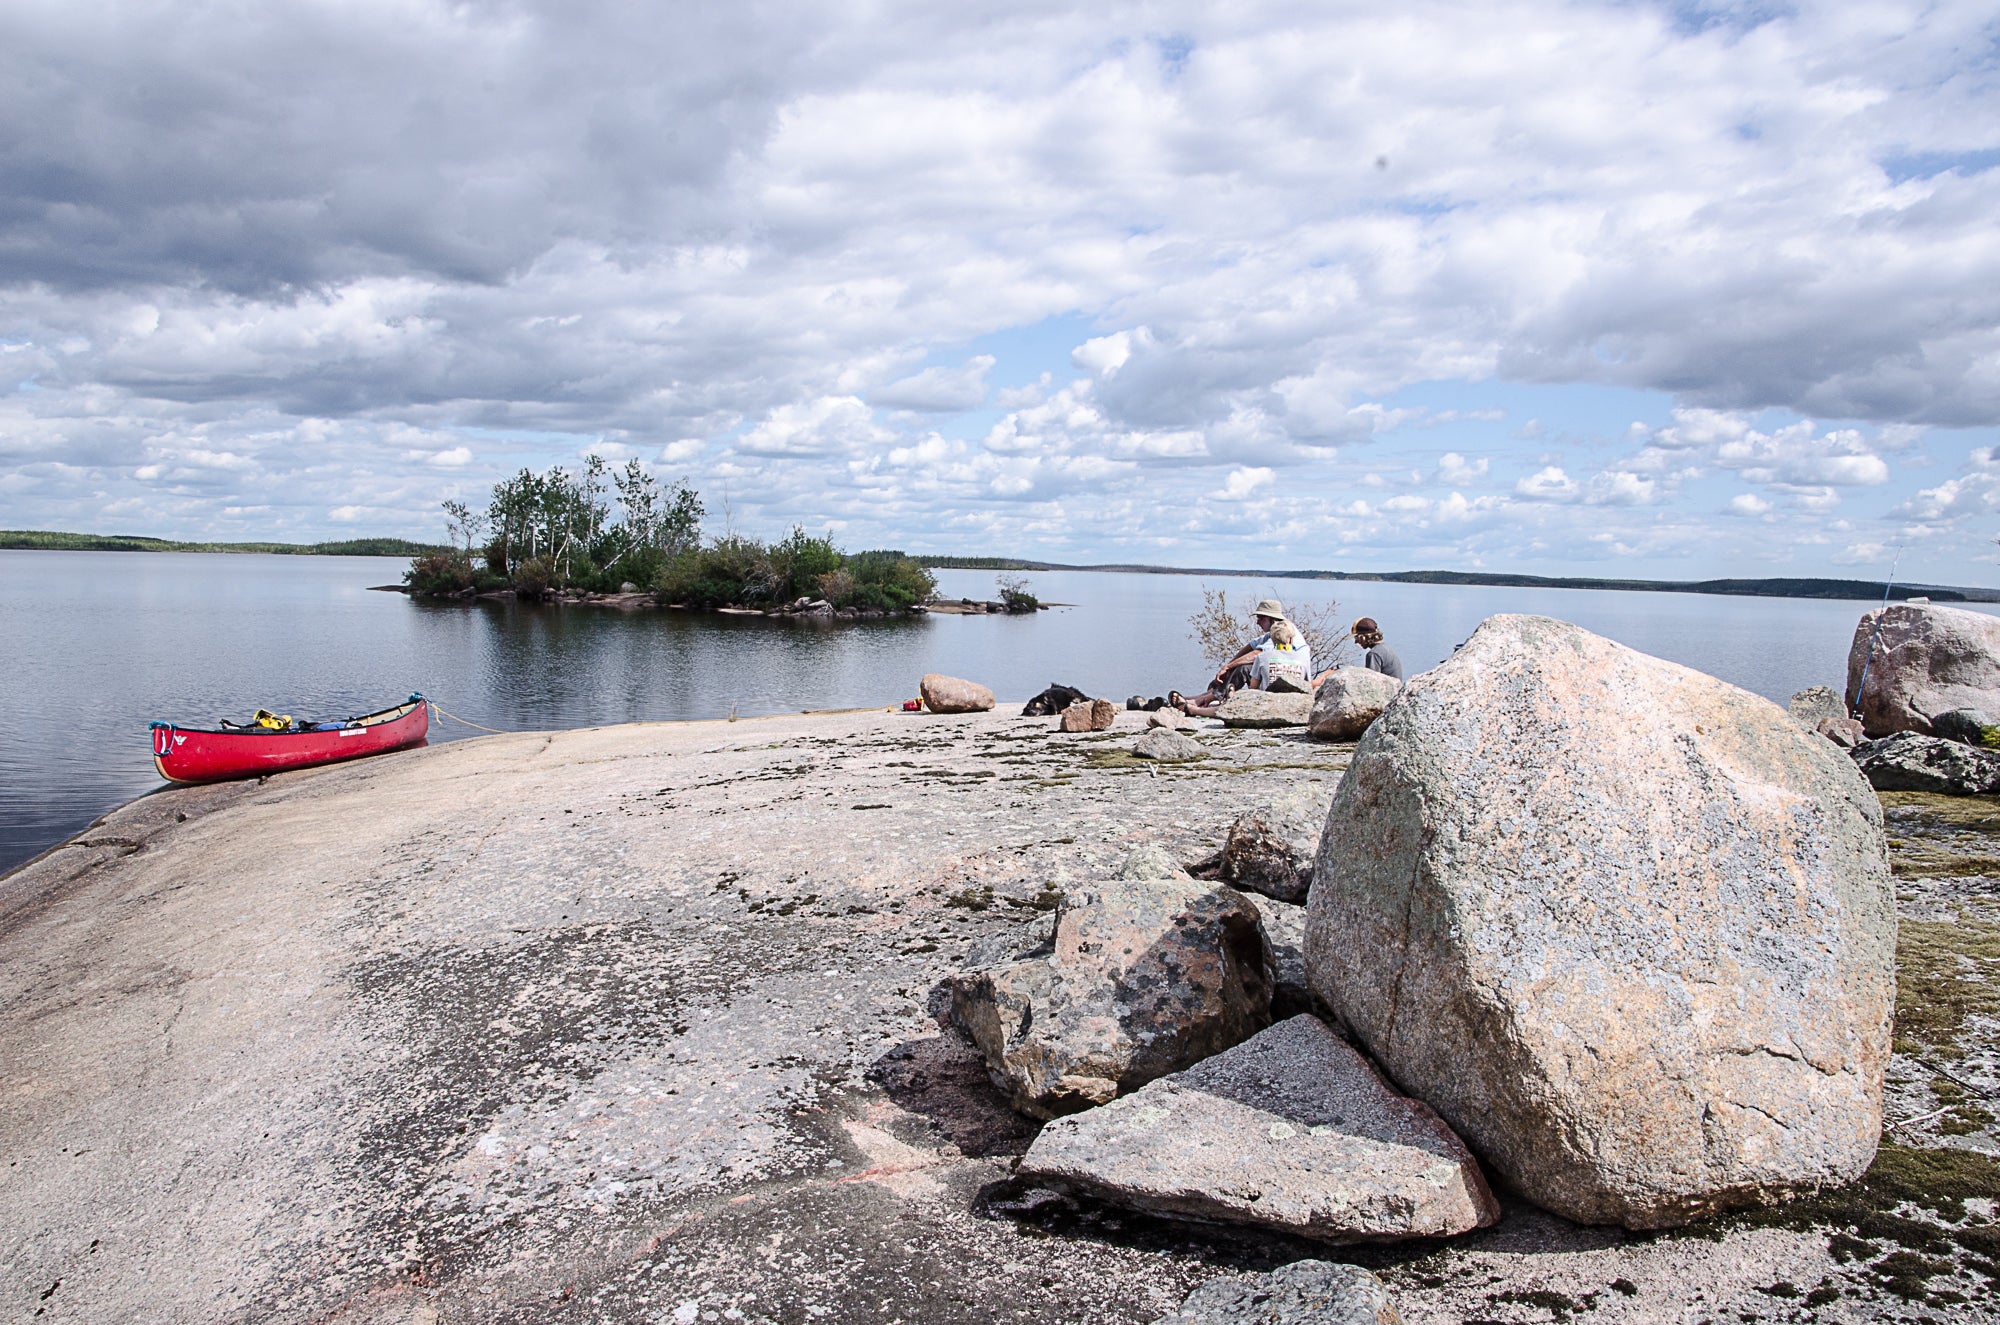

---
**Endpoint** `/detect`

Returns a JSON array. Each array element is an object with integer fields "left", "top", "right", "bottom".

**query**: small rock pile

[
  {"left": 1061, "top": 698, "right": 1120, "bottom": 732},
  {"left": 943, "top": 612, "right": 1898, "bottom": 1313}
]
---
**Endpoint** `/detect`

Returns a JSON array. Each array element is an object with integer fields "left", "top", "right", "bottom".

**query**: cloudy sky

[{"left": 3, "top": 0, "right": 1998, "bottom": 583}]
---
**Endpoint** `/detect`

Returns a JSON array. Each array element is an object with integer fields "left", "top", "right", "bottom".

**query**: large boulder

[
  {"left": 1846, "top": 603, "right": 2000, "bottom": 737},
  {"left": 920, "top": 673, "right": 995, "bottom": 713},
  {"left": 1307, "top": 668, "right": 1403, "bottom": 741},
  {"left": 949, "top": 875, "right": 1273, "bottom": 1119},
  {"left": 1220, "top": 784, "right": 1329, "bottom": 904},
  {"left": 1218, "top": 689, "right": 1314, "bottom": 728},
  {"left": 1852, "top": 731, "right": 2000, "bottom": 795},
  {"left": 1305, "top": 614, "right": 1895, "bottom": 1229},
  {"left": 1156, "top": 1261, "right": 1400, "bottom": 1325},
  {"left": 1017, "top": 1016, "right": 1499, "bottom": 1243}
]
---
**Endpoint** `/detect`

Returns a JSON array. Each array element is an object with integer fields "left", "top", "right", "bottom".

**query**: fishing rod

[{"left": 1849, "top": 545, "right": 1903, "bottom": 722}]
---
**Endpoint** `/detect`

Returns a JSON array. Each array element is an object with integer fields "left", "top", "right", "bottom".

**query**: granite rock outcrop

[{"left": 1305, "top": 614, "right": 1896, "bottom": 1228}]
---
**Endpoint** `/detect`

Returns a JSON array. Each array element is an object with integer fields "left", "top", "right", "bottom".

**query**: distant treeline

[
  {"left": 913, "top": 555, "right": 2000, "bottom": 604},
  {"left": 0, "top": 530, "right": 445, "bottom": 556}
]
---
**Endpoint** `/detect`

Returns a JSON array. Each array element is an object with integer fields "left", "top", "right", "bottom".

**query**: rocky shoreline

[
  {"left": 371, "top": 584, "right": 1051, "bottom": 620},
  {"left": 3, "top": 618, "right": 1998, "bottom": 1324}
]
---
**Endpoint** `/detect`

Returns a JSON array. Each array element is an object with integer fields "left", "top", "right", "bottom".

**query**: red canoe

[{"left": 151, "top": 694, "right": 430, "bottom": 784}]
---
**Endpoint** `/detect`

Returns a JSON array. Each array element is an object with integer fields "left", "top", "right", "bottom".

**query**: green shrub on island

[
  {"left": 838, "top": 550, "right": 937, "bottom": 611},
  {"left": 652, "top": 535, "right": 935, "bottom": 612},
  {"left": 402, "top": 550, "right": 488, "bottom": 597},
  {"left": 407, "top": 467, "right": 936, "bottom": 613},
  {"left": 996, "top": 573, "right": 1041, "bottom": 612},
  {"left": 510, "top": 556, "right": 554, "bottom": 601}
]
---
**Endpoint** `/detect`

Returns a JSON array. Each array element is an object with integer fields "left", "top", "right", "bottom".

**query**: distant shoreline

[
  {"left": 917, "top": 555, "right": 2000, "bottom": 604},
  {"left": 0, "top": 530, "right": 443, "bottom": 557},
  {"left": 7, "top": 530, "right": 1992, "bottom": 604}
]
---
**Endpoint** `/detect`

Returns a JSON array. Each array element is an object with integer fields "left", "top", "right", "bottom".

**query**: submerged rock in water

[
  {"left": 1017, "top": 1015, "right": 1498, "bottom": 1243},
  {"left": 1846, "top": 603, "right": 2000, "bottom": 737},
  {"left": 949, "top": 875, "right": 1273, "bottom": 1118},
  {"left": 1852, "top": 731, "right": 2000, "bottom": 795},
  {"left": 1155, "top": 1260, "right": 1402, "bottom": 1325},
  {"left": 1220, "top": 784, "right": 1327, "bottom": 904},
  {"left": 1307, "top": 668, "right": 1402, "bottom": 742},
  {"left": 920, "top": 673, "right": 996, "bottom": 713},
  {"left": 1306, "top": 614, "right": 1895, "bottom": 1229}
]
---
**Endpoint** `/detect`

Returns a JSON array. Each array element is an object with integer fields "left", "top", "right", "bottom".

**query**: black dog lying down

[
  {"left": 1022, "top": 683, "right": 1172, "bottom": 716},
  {"left": 1022, "top": 683, "right": 1090, "bottom": 716}
]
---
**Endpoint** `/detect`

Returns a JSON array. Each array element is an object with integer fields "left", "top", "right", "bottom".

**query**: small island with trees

[{"left": 401, "top": 459, "right": 949, "bottom": 618}]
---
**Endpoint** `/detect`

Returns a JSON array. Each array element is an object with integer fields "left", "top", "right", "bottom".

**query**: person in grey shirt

[{"left": 1352, "top": 616, "right": 1404, "bottom": 681}]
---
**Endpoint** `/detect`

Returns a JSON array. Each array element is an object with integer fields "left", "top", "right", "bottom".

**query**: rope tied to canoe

[{"left": 428, "top": 701, "right": 513, "bottom": 734}]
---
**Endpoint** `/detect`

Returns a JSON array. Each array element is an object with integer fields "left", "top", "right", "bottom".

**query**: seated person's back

[{"left": 1250, "top": 621, "right": 1314, "bottom": 693}]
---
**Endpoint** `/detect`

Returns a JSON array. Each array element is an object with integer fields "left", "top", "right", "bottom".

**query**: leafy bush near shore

[
  {"left": 657, "top": 535, "right": 780, "bottom": 609},
  {"left": 510, "top": 556, "right": 554, "bottom": 601},
  {"left": 403, "top": 550, "right": 488, "bottom": 596}
]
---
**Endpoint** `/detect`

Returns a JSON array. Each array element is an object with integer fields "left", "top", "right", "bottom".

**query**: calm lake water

[{"left": 5, "top": 549, "right": 1987, "bottom": 874}]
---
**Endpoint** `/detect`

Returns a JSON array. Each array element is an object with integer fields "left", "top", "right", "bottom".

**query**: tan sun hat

[{"left": 1253, "top": 598, "right": 1288, "bottom": 622}]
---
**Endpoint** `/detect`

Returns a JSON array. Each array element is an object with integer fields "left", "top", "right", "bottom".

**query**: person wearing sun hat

[{"left": 1173, "top": 598, "right": 1291, "bottom": 714}]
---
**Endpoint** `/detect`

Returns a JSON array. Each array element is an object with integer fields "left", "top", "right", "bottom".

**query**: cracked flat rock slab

[
  {"left": 1157, "top": 1260, "right": 1400, "bottom": 1324},
  {"left": 1018, "top": 1015, "right": 1498, "bottom": 1242}
]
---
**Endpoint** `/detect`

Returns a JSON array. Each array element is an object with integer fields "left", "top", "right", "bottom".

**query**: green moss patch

[
  {"left": 1721, "top": 1142, "right": 2000, "bottom": 1303},
  {"left": 1929, "top": 1078, "right": 1998, "bottom": 1136},
  {"left": 1894, "top": 917, "right": 2000, "bottom": 1059},
  {"left": 1891, "top": 846, "right": 2000, "bottom": 878},
  {"left": 1879, "top": 791, "right": 2000, "bottom": 834}
]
